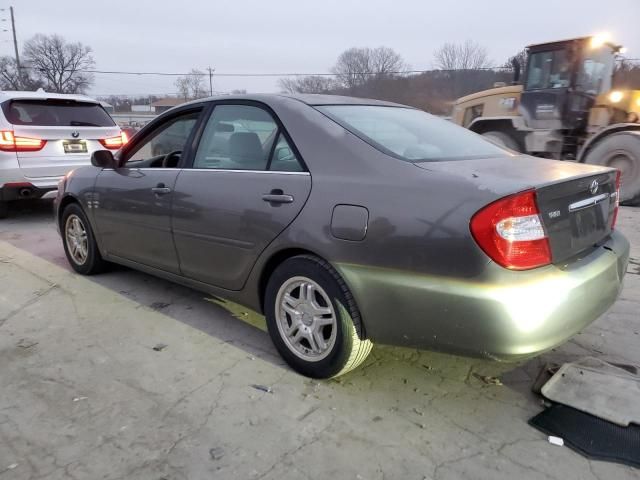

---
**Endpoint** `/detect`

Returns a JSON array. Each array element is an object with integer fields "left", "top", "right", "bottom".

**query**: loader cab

[{"left": 520, "top": 36, "right": 617, "bottom": 132}]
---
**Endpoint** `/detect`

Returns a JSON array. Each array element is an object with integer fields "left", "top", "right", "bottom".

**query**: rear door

[
  {"left": 172, "top": 102, "right": 311, "bottom": 290},
  {"left": 3, "top": 99, "right": 120, "bottom": 178}
]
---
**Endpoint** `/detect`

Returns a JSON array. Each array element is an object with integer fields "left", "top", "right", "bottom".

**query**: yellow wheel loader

[{"left": 452, "top": 35, "right": 640, "bottom": 204}]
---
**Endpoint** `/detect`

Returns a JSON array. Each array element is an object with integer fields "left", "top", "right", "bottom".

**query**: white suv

[{"left": 0, "top": 90, "right": 125, "bottom": 218}]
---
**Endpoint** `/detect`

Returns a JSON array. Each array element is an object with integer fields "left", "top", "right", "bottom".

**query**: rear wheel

[
  {"left": 265, "top": 255, "right": 372, "bottom": 378},
  {"left": 0, "top": 201, "right": 7, "bottom": 219},
  {"left": 482, "top": 131, "right": 520, "bottom": 152},
  {"left": 583, "top": 131, "right": 640, "bottom": 205},
  {"left": 61, "top": 203, "right": 107, "bottom": 275}
]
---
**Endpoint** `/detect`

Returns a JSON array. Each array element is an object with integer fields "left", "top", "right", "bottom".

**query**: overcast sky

[{"left": 2, "top": 0, "right": 639, "bottom": 97}]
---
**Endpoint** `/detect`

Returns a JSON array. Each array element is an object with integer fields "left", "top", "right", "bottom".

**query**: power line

[
  {"left": 20, "top": 66, "right": 515, "bottom": 77},
  {"left": 19, "top": 59, "right": 640, "bottom": 79}
]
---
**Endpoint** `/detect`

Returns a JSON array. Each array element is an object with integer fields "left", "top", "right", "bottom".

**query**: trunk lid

[
  {"left": 414, "top": 155, "right": 618, "bottom": 264},
  {"left": 536, "top": 170, "right": 617, "bottom": 263}
]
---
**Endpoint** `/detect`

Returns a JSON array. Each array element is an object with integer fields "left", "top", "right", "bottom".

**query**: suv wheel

[{"left": 265, "top": 255, "right": 373, "bottom": 378}]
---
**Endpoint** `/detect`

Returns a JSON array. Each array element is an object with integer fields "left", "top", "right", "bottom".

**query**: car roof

[
  {"left": 0, "top": 90, "right": 100, "bottom": 104},
  {"left": 181, "top": 93, "right": 411, "bottom": 109}
]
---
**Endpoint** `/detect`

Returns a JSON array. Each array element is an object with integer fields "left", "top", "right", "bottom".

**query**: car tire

[
  {"left": 265, "top": 255, "right": 373, "bottom": 378},
  {"left": 583, "top": 131, "right": 640, "bottom": 205},
  {"left": 61, "top": 203, "right": 107, "bottom": 275},
  {"left": 0, "top": 201, "right": 8, "bottom": 219},
  {"left": 482, "top": 131, "right": 520, "bottom": 152}
]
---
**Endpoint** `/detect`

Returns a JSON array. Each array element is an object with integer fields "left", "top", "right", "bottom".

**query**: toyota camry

[{"left": 55, "top": 94, "right": 630, "bottom": 378}]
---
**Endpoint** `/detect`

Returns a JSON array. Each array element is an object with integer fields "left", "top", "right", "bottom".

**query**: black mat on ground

[{"left": 529, "top": 404, "right": 640, "bottom": 468}]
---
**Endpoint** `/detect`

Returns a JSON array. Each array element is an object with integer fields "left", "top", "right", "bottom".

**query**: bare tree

[
  {"left": 370, "top": 47, "right": 408, "bottom": 77},
  {"left": 432, "top": 40, "right": 493, "bottom": 101},
  {"left": 614, "top": 59, "right": 640, "bottom": 89},
  {"left": 332, "top": 46, "right": 407, "bottom": 90},
  {"left": 175, "top": 69, "right": 207, "bottom": 100},
  {"left": 0, "top": 56, "right": 43, "bottom": 90},
  {"left": 278, "top": 75, "right": 336, "bottom": 94},
  {"left": 433, "top": 40, "right": 491, "bottom": 70},
  {"left": 23, "top": 34, "right": 94, "bottom": 93},
  {"left": 502, "top": 49, "right": 527, "bottom": 70}
]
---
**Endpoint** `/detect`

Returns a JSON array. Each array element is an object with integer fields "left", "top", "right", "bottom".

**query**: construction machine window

[
  {"left": 526, "top": 50, "right": 570, "bottom": 90},
  {"left": 463, "top": 104, "right": 484, "bottom": 127},
  {"left": 578, "top": 48, "right": 614, "bottom": 95}
]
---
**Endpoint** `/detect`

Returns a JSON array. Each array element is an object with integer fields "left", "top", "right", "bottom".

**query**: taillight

[
  {"left": 470, "top": 190, "right": 551, "bottom": 270},
  {"left": 0, "top": 130, "right": 46, "bottom": 152},
  {"left": 611, "top": 170, "right": 621, "bottom": 229},
  {"left": 99, "top": 132, "right": 128, "bottom": 150}
]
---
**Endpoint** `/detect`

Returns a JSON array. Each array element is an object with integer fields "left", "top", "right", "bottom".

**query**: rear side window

[
  {"left": 317, "top": 105, "right": 510, "bottom": 162},
  {"left": 2, "top": 100, "right": 115, "bottom": 127}
]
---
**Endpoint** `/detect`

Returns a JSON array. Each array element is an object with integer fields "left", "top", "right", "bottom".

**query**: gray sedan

[{"left": 55, "top": 94, "right": 630, "bottom": 378}]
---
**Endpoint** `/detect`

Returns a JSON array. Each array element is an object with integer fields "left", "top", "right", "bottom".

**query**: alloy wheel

[
  {"left": 65, "top": 214, "right": 89, "bottom": 266},
  {"left": 275, "top": 276, "right": 337, "bottom": 362}
]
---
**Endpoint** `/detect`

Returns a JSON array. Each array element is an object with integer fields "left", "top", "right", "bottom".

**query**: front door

[
  {"left": 172, "top": 103, "right": 311, "bottom": 290},
  {"left": 93, "top": 109, "right": 202, "bottom": 273}
]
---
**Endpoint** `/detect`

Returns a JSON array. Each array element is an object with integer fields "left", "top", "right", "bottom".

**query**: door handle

[
  {"left": 262, "top": 189, "right": 294, "bottom": 204},
  {"left": 151, "top": 183, "right": 172, "bottom": 195}
]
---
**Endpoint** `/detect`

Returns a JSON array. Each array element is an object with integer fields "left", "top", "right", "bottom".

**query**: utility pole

[
  {"left": 10, "top": 7, "right": 19, "bottom": 70},
  {"left": 207, "top": 67, "right": 214, "bottom": 96}
]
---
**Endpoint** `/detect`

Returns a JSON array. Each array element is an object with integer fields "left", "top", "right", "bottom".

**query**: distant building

[
  {"left": 131, "top": 104, "right": 153, "bottom": 113},
  {"left": 151, "top": 97, "right": 186, "bottom": 113}
]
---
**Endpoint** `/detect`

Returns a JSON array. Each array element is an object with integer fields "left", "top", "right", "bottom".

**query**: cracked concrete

[{"left": 0, "top": 200, "right": 639, "bottom": 480}]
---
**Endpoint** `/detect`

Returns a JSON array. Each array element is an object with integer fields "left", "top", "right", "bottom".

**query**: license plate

[
  {"left": 571, "top": 200, "right": 608, "bottom": 238},
  {"left": 63, "top": 140, "right": 87, "bottom": 154}
]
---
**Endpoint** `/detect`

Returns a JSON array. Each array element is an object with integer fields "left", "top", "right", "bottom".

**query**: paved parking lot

[{"left": 1, "top": 200, "right": 639, "bottom": 480}]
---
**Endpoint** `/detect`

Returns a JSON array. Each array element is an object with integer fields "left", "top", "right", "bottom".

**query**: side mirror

[{"left": 91, "top": 150, "right": 116, "bottom": 168}]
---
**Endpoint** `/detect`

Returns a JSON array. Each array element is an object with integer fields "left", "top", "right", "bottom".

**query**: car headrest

[{"left": 229, "top": 132, "right": 264, "bottom": 165}]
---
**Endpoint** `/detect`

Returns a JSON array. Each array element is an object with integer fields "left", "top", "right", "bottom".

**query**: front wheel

[
  {"left": 0, "top": 201, "right": 8, "bottom": 219},
  {"left": 265, "top": 255, "right": 372, "bottom": 378},
  {"left": 582, "top": 131, "right": 640, "bottom": 205},
  {"left": 61, "top": 203, "right": 107, "bottom": 275}
]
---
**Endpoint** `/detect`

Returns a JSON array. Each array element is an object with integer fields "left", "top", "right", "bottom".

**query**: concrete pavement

[{"left": 0, "top": 200, "right": 639, "bottom": 480}]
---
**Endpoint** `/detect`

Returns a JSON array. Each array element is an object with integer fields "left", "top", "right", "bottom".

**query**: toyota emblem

[
  {"left": 589, "top": 179, "right": 599, "bottom": 195},
  {"left": 71, "top": 131, "right": 80, "bottom": 138}
]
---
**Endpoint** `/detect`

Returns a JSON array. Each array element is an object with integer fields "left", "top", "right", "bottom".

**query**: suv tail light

[
  {"left": 99, "top": 132, "right": 128, "bottom": 150},
  {"left": 0, "top": 130, "right": 46, "bottom": 152},
  {"left": 470, "top": 190, "right": 551, "bottom": 270},
  {"left": 611, "top": 170, "right": 621, "bottom": 229}
]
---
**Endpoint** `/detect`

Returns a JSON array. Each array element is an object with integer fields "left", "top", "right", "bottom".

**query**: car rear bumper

[
  {"left": 335, "top": 230, "right": 630, "bottom": 360},
  {"left": 1, "top": 166, "right": 61, "bottom": 201},
  {"left": 0, "top": 182, "right": 58, "bottom": 201}
]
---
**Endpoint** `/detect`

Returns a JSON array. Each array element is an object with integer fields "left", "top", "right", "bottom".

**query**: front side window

[
  {"left": 194, "top": 105, "right": 278, "bottom": 170},
  {"left": 526, "top": 50, "right": 571, "bottom": 90},
  {"left": 317, "top": 105, "right": 510, "bottom": 162},
  {"left": 125, "top": 112, "right": 199, "bottom": 165},
  {"left": 3, "top": 100, "right": 115, "bottom": 126}
]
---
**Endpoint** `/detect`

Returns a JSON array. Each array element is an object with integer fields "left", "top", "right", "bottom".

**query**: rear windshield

[
  {"left": 316, "top": 105, "right": 510, "bottom": 162},
  {"left": 3, "top": 99, "right": 115, "bottom": 127}
]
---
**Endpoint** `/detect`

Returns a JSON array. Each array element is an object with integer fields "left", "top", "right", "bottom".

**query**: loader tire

[{"left": 583, "top": 131, "right": 640, "bottom": 205}]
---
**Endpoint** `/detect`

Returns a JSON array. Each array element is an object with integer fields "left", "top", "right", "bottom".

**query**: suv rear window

[{"left": 3, "top": 100, "right": 115, "bottom": 127}]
